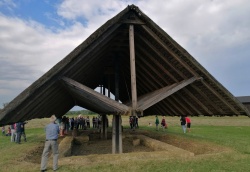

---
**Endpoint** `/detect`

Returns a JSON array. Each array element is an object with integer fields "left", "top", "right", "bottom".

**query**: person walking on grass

[
  {"left": 180, "top": 115, "right": 186, "bottom": 133},
  {"left": 185, "top": 116, "right": 191, "bottom": 132},
  {"left": 41, "top": 115, "right": 60, "bottom": 172},
  {"left": 161, "top": 116, "right": 167, "bottom": 131},
  {"left": 155, "top": 115, "right": 160, "bottom": 131}
]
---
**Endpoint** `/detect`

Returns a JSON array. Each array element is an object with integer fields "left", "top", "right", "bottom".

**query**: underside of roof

[{"left": 0, "top": 4, "right": 249, "bottom": 125}]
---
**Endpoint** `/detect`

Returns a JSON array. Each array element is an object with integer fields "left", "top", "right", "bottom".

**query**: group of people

[
  {"left": 180, "top": 115, "right": 191, "bottom": 133},
  {"left": 129, "top": 116, "right": 139, "bottom": 129},
  {"left": 155, "top": 115, "right": 168, "bottom": 131},
  {"left": 56, "top": 115, "right": 104, "bottom": 137},
  {"left": 154, "top": 115, "right": 191, "bottom": 133},
  {"left": 1, "top": 121, "right": 27, "bottom": 144},
  {"left": 40, "top": 114, "right": 191, "bottom": 171}
]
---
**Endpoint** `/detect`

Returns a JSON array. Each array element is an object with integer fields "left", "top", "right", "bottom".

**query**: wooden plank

[
  {"left": 137, "top": 77, "right": 201, "bottom": 111},
  {"left": 60, "top": 77, "right": 131, "bottom": 115}
]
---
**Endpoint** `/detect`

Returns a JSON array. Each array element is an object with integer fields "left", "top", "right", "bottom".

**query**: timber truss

[{"left": 0, "top": 4, "right": 249, "bottom": 136}]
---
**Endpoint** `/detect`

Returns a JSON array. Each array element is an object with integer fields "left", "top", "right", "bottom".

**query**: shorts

[{"left": 187, "top": 123, "right": 191, "bottom": 128}]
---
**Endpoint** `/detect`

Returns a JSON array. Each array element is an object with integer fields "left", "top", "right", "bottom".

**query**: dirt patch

[
  {"left": 24, "top": 129, "right": 228, "bottom": 164},
  {"left": 23, "top": 144, "right": 44, "bottom": 164},
  {"left": 72, "top": 133, "right": 153, "bottom": 156},
  {"left": 24, "top": 137, "right": 64, "bottom": 164}
]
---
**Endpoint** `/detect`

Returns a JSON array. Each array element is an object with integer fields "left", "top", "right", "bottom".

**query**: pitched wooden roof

[
  {"left": 237, "top": 96, "right": 250, "bottom": 103},
  {"left": 0, "top": 4, "right": 249, "bottom": 125}
]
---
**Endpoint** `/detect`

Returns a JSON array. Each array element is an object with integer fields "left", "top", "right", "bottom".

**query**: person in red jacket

[
  {"left": 185, "top": 116, "right": 191, "bottom": 132},
  {"left": 161, "top": 116, "right": 167, "bottom": 131}
]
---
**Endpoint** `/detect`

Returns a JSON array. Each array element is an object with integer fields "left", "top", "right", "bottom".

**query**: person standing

[
  {"left": 15, "top": 122, "right": 23, "bottom": 144},
  {"left": 185, "top": 116, "right": 191, "bottom": 132},
  {"left": 1, "top": 126, "right": 5, "bottom": 136},
  {"left": 180, "top": 115, "right": 186, "bottom": 133},
  {"left": 86, "top": 116, "right": 90, "bottom": 128},
  {"left": 161, "top": 116, "right": 166, "bottom": 131},
  {"left": 155, "top": 116, "right": 159, "bottom": 131},
  {"left": 129, "top": 116, "right": 134, "bottom": 129},
  {"left": 40, "top": 115, "right": 60, "bottom": 172},
  {"left": 10, "top": 123, "right": 16, "bottom": 142}
]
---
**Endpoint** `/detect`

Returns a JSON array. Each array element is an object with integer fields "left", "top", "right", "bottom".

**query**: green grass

[{"left": 1, "top": 116, "right": 250, "bottom": 171}]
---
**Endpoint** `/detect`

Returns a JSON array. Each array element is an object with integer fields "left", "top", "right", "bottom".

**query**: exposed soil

[
  {"left": 72, "top": 135, "right": 153, "bottom": 156},
  {"left": 24, "top": 137, "right": 64, "bottom": 164},
  {"left": 24, "top": 129, "right": 229, "bottom": 164}
]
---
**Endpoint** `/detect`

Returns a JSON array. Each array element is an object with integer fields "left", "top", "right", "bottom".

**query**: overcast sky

[{"left": 0, "top": 0, "right": 250, "bottom": 110}]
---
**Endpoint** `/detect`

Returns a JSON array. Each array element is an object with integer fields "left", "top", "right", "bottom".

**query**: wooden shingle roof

[{"left": 0, "top": 4, "right": 249, "bottom": 125}]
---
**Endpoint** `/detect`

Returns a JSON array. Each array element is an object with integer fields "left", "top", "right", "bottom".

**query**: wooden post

[
  {"left": 101, "top": 114, "right": 108, "bottom": 139},
  {"left": 129, "top": 25, "right": 137, "bottom": 112},
  {"left": 112, "top": 56, "right": 123, "bottom": 154},
  {"left": 112, "top": 115, "right": 122, "bottom": 153},
  {"left": 100, "top": 85, "right": 102, "bottom": 94},
  {"left": 101, "top": 79, "right": 108, "bottom": 139},
  {"left": 108, "top": 75, "right": 111, "bottom": 98},
  {"left": 129, "top": 25, "right": 137, "bottom": 130}
]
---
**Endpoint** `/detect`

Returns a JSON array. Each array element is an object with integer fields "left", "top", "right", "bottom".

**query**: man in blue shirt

[{"left": 41, "top": 115, "right": 60, "bottom": 172}]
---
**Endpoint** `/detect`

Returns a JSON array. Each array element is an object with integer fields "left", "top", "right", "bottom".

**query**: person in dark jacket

[
  {"left": 180, "top": 116, "right": 186, "bottom": 133},
  {"left": 15, "top": 122, "right": 23, "bottom": 144}
]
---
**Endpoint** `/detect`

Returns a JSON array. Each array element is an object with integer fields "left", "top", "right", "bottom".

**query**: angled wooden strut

[
  {"left": 60, "top": 77, "right": 131, "bottom": 115},
  {"left": 137, "top": 77, "right": 202, "bottom": 111}
]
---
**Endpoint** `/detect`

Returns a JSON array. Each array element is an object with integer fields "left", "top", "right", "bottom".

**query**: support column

[
  {"left": 129, "top": 25, "right": 137, "bottom": 112},
  {"left": 100, "top": 84, "right": 102, "bottom": 94},
  {"left": 112, "top": 115, "right": 122, "bottom": 153},
  {"left": 108, "top": 75, "right": 111, "bottom": 98},
  {"left": 112, "top": 56, "right": 123, "bottom": 154},
  {"left": 101, "top": 78, "right": 108, "bottom": 139},
  {"left": 101, "top": 114, "right": 108, "bottom": 139},
  {"left": 129, "top": 24, "right": 137, "bottom": 129}
]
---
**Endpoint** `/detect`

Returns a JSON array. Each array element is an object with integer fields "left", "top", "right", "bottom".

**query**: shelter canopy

[{"left": 0, "top": 5, "right": 249, "bottom": 125}]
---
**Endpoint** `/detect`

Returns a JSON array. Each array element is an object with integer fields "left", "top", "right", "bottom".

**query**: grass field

[{"left": 1, "top": 115, "right": 250, "bottom": 172}]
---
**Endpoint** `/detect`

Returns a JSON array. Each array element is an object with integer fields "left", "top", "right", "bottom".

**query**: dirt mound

[{"left": 134, "top": 130, "right": 229, "bottom": 155}]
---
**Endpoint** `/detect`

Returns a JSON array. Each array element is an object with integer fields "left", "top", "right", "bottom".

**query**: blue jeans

[{"left": 181, "top": 125, "right": 186, "bottom": 133}]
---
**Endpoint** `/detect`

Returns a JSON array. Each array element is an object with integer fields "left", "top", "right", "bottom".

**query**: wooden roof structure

[
  {"left": 237, "top": 96, "right": 250, "bottom": 112},
  {"left": 0, "top": 4, "right": 249, "bottom": 125}
]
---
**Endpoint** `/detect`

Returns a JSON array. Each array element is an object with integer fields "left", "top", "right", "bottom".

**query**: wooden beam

[
  {"left": 141, "top": 25, "right": 241, "bottom": 115},
  {"left": 202, "top": 81, "right": 240, "bottom": 115},
  {"left": 129, "top": 25, "right": 137, "bottom": 114},
  {"left": 60, "top": 77, "right": 131, "bottom": 115},
  {"left": 175, "top": 91, "right": 203, "bottom": 115},
  {"left": 170, "top": 96, "right": 193, "bottom": 116},
  {"left": 126, "top": 57, "right": 191, "bottom": 116},
  {"left": 136, "top": 35, "right": 225, "bottom": 114},
  {"left": 136, "top": 46, "right": 216, "bottom": 115},
  {"left": 137, "top": 77, "right": 201, "bottom": 111},
  {"left": 120, "top": 19, "right": 145, "bottom": 25}
]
